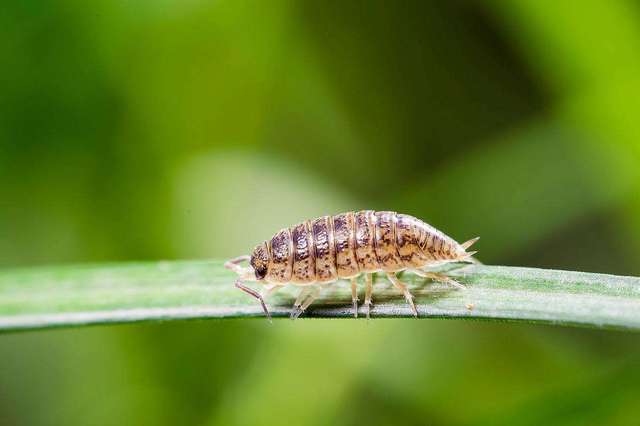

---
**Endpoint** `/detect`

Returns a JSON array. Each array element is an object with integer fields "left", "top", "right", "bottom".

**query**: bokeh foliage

[{"left": 1, "top": 1, "right": 640, "bottom": 425}]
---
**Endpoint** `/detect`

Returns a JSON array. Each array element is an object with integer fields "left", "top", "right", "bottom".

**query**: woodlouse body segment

[
  {"left": 266, "top": 228, "right": 292, "bottom": 283},
  {"left": 354, "top": 210, "right": 377, "bottom": 271},
  {"left": 311, "top": 216, "right": 338, "bottom": 283},
  {"left": 374, "top": 211, "right": 404, "bottom": 271},
  {"left": 333, "top": 211, "right": 359, "bottom": 278},
  {"left": 395, "top": 214, "right": 430, "bottom": 267},
  {"left": 291, "top": 222, "right": 315, "bottom": 283},
  {"left": 230, "top": 210, "right": 479, "bottom": 320}
]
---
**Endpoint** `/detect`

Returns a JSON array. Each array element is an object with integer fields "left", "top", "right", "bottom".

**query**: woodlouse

[{"left": 225, "top": 210, "right": 479, "bottom": 320}]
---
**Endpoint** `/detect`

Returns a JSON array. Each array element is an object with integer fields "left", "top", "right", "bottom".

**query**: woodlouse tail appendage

[
  {"left": 226, "top": 211, "right": 480, "bottom": 320},
  {"left": 460, "top": 237, "right": 480, "bottom": 260}
]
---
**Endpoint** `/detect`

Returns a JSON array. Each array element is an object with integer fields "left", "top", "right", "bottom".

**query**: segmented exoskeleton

[{"left": 225, "top": 211, "right": 478, "bottom": 320}]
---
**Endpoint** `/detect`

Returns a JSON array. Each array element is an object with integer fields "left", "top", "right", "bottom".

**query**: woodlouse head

[{"left": 250, "top": 243, "right": 270, "bottom": 280}]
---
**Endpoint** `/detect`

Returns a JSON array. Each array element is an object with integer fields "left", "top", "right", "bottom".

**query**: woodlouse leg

[
  {"left": 350, "top": 277, "right": 359, "bottom": 318},
  {"left": 290, "top": 287, "right": 312, "bottom": 319},
  {"left": 413, "top": 270, "right": 466, "bottom": 290},
  {"left": 235, "top": 280, "right": 272, "bottom": 323},
  {"left": 386, "top": 272, "right": 418, "bottom": 317},
  {"left": 291, "top": 286, "right": 321, "bottom": 320},
  {"left": 364, "top": 273, "right": 373, "bottom": 319}
]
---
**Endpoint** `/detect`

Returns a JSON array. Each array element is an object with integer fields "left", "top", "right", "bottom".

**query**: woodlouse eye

[{"left": 254, "top": 265, "right": 267, "bottom": 280}]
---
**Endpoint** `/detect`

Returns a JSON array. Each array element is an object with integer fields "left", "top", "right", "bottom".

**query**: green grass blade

[{"left": 0, "top": 261, "right": 639, "bottom": 332}]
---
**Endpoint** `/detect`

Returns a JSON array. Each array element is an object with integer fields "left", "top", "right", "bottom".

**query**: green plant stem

[{"left": 0, "top": 260, "right": 639, "bottom": 332}]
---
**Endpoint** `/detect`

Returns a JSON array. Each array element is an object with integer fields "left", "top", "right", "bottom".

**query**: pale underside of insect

[{"left": 225, "top": 210, "right": 479, "bottom": 321}]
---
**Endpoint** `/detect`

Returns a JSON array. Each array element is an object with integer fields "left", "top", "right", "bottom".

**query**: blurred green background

[{"left": 2, "top": 1, "right": 640, "bottom": 425}]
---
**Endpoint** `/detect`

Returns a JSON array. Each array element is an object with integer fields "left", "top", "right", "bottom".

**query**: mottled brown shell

[
  {"left": 354, "top": 210, "right": 377, "bottom": 271},
  {"left": 311, "top": 216, "right": 337, "bottom": 282},
  {"left": 252, "top": 210, "right": 467, "bottom": 284},
  {"left": 291, "top": 222, "right": 315, "bottom": 283},
  {"left": 373, "top": 211, "right": 403, "bottom": 271},
  {"left": 267, "top": 228, "right": 292, "bottom": 282},
  {"left": 333, "top": 212, "right": 359, "bottom": 278},
  {"left": 395, "top": 214, "right": 430, "bottom": 267}
]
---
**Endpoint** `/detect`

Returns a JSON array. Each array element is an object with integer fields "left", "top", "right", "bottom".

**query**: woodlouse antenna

[
  {"left": 224, "top": 255, "right": 251, "bottom": 275},
  {"left": 235, "top": 280, "right": 272, "bottom": 323}
]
